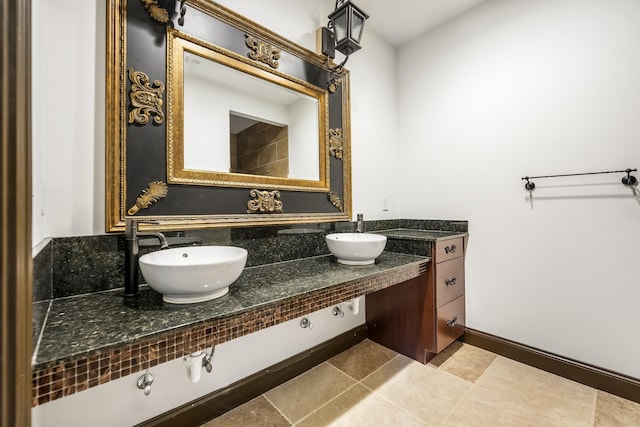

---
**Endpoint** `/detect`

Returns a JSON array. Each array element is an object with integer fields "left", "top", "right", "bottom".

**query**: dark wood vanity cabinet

[{"left": 366, "top": 235, "right": 467, "bottom": 363}]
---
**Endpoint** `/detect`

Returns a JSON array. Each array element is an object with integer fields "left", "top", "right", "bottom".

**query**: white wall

[
  {"left": 396, "top": 0, "right": 640, "bottom": 378},
  {"left": 32, "top": 0, "right": 105, "bottom": 244},
  {"left": 349, "top": 28, "right": 400, "bottom": 219}
]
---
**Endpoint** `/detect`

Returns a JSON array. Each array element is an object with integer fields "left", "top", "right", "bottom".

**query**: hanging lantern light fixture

[{"left": 320, "top": 0, "right": 369, "bottom": 91}]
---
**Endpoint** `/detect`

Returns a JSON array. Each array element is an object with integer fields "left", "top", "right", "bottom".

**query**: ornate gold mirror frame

[{"left": 105, "top": 0, "right": 352, "bottom": 231}]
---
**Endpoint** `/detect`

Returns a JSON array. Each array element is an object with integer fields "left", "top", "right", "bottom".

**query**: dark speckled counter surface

[
  {"left": 374, "top": 229, "right": 465, "bottom": 241},
  {"left": 372, "top": 229, "right": 468, "bottom": 257},
  {"left": 33, "top": 251, "right": 427, "bottom": 369}
]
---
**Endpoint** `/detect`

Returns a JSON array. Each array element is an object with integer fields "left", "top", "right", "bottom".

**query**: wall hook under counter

[
  {"left": 300, "top": 317, "right": 313, "bottom": 330},
  {"left": 521, "top": 168, "right": 637, "bottom": 191},
  {"left": 136, "top": 370, "right": 154, "bottom": 396}
]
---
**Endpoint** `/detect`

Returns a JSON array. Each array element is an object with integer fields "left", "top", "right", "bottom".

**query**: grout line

[
  {"left": 434, "top": 361, "right": 477, "bottom": 385},
  {"left": 291, "top": 362, "right": 363, "bottom": 425},
  {"left": 436, "top": 344, "right": 499, "bottom": 426},
  {"left": 472, "top": 352, "right": 500, "bottom": 386},
  {"left": 358, "top": 353, "right": 400, "bottom": 384},
  {"left": 263, "top": 362, "right": 356, "bottom": 426},
  {"left": 262, "top": 393, "right": 294, "bottom": 426},
  {"left": 292, "top": 383, "right": 359, "bottom": 426},
  {"left": 357, "top": 381, "right": 433, "bottom": 426},
  {"left": 438, "top": 375, "right": 476, "bottom": 427},
  {"left": 286, "top": 352, "right": 408, "bottom": 425},
  {"left": 355, "top": 354, "right": 442, "bottom": 425},
  {"left": 325, "top": 359, "right": 359, "bottom": 382},
  {"left": 588, "top": 388, "right": 599, "bottom": 427},
  {"left": 442, "top": 384, "right": 475, "bottom": 426},
  {"left": 357, "top": 354, "right": 412, "bottom": 394}
]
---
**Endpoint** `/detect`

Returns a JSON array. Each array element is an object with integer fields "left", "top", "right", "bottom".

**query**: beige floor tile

[
  {"left": 445, "top": 356, "right": 596, "bottom": 427},
  {"left": 593, "top": 390, "right": 640, "bottom": 427},
  {"left": 328, "top": 339, "right": 398, "bottom": 380},
  {"left": 296, "top": 384, "right": 430, "bottom": 427},
  {"left": 362, "top": 354, "right": 472, "bottom": 425},
  {"left": 443, "top": 386, "right": 549, "bottom": 427},
  {"left": 265, "top": 362, "right": 356, "bottom": 423},
  {"left": 201, "top": 395, "right": 290, "bottom": 427},
  {"left": 200, "top": 344, "right": 622, "bottom": 427},
  {"left": 436, "top": 343, "right": 497, "bottom": 383}
]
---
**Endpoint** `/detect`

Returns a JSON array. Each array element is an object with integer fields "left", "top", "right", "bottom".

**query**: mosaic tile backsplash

[
  {"left": 33, "top": 224, "right": 334, "bottom": 301},
  {"left": 32, "top": 219, "right": 467, "bottom": 301}
]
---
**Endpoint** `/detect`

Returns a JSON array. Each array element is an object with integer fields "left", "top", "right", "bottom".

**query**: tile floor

[{"left": 202, "top": 340, "right": 640, "bottom": 427}]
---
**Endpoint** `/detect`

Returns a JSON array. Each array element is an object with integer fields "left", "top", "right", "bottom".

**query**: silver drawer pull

[
  {"left": 446, "top": 316, "right": 458, "bottom": 327},
  {"left": 444, "top": 244, "right": 457, "bottom": 254},
  {"left": 445, "top": 277, "right": 457, "bottom": 286}
]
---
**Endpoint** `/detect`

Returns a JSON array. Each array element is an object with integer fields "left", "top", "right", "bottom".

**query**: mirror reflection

[
  {"left": 181, "top": 49, "right": 321, "bottom": 182},
  {"left": 229, "top": 112, "right": 288, "bottom": 178}
]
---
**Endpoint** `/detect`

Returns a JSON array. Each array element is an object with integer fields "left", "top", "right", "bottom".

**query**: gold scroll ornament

[
  {"left": 246, "top": 35, "right": 281, "bottom": 69},
  {"left": 328, "top": 76, "right": 343, "bottom": 94},
  {"left": 329, "top": 128, "right": 343, "bottom": 159},
  {"left": 127, "top": 181, "right": 168, "bottom": 215},
  {"left": 328, "top": 192, "right": 343, "bottom": 212},
  {"left": 128, "top": 67, "right": 165, "bottom": 125},
  {"left": 247, "top": 190, "right": 283, "bottom": 213}
]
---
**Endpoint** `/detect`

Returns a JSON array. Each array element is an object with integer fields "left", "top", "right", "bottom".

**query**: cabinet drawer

[
  {"left": 434, "top": 237, "right": 463, "bottom": 263},
  {"left": 435, "top": 295, "right": 465, "bottom": 353},
  {"left": 435, "top": 257, "right": 465, "bottom": 308}
]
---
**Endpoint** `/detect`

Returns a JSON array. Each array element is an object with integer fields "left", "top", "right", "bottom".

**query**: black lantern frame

[
  {"left": 329, "top": 0, "right": 369, "bottom": 56},
  {"left": 321, "top": 0, "right": 369, "bottom": 61}
]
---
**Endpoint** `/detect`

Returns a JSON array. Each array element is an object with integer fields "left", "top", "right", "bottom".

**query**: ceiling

[{"left": 351, "top": 0, "right": 487, "bottom": 46}]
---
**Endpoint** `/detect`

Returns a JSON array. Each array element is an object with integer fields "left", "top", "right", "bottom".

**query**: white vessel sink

[
  {"left": 139, "top": 246, "right": 248, "bottom": 304},
  {"left": 325, "top": 233, "right": 387, "bottom": 265}
]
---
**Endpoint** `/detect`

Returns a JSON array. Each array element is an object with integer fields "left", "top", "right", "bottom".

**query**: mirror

[
  {"left": 105, "top": 0, "right": 352, "bottom": 231},
  {"left": 167, "top": 31, "right": 329, "bottom": 191},
  {"left": 184, "top": 52, "right": 320, "bottom": 181}
]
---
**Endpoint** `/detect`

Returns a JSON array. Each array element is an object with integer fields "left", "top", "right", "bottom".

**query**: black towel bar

[{"left": 521, "top": 168, "right": 637, "bottom": 191}]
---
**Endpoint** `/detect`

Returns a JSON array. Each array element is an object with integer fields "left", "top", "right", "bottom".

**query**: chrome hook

[
  {"left": 136, "top": 370, "right": 154, "bottom": 396},
  {"left": 202, "top": 346, "right": 215, "bottom": 373},
  {"left": 300, "top": 317, "right": 313, "bottom": 330}
]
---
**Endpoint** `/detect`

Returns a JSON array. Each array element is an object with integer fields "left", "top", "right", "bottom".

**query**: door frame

[{"left": 1, "top": 0, "right": 33, "bottom": 425}]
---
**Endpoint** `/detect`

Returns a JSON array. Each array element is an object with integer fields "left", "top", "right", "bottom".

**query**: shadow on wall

[{"left": 523, "top": 180, "right": 640, "bottom": 208}]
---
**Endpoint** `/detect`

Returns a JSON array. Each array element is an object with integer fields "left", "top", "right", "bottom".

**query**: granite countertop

[
  {"left": 374, "top": 228, "right": 467, "bottom": 241},
  {"left": 33, "top": 251, "right": 427, "bottom": 369}
]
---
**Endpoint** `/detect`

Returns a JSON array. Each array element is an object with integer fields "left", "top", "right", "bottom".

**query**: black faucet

[
  {"left": 356, "top": 213, "right": 364, "bottom": 233},
  {"left": 124, "top": 218, "right": 168, "bottom": 297}
]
